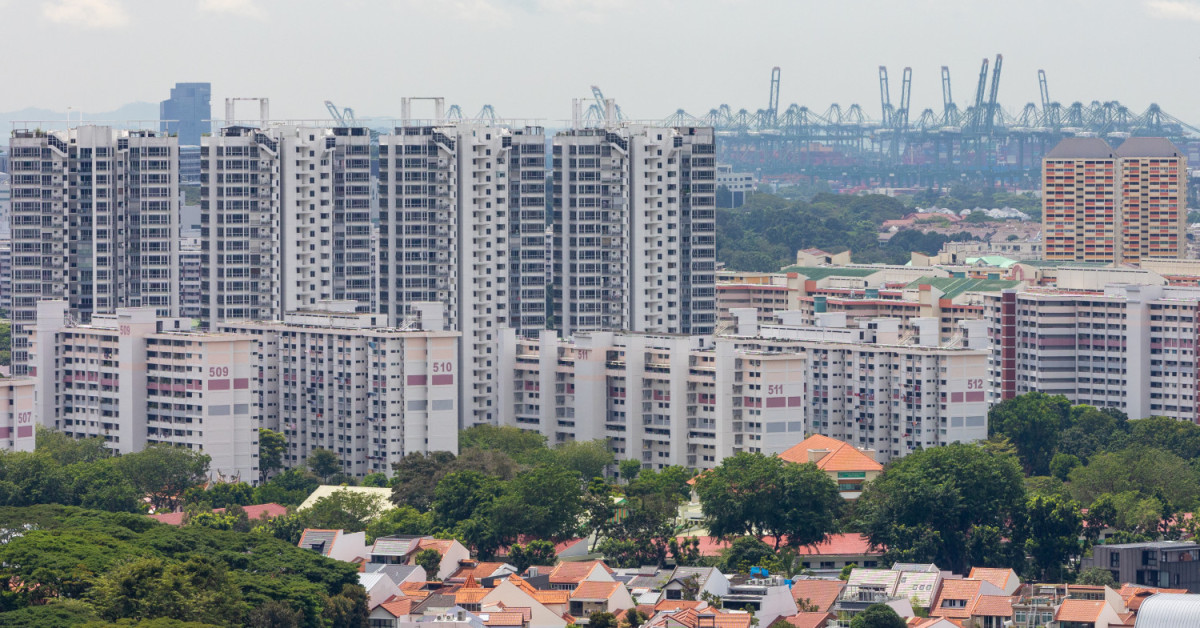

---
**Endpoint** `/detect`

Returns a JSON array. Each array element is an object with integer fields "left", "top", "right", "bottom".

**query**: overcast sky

[{"left": 2, "top": 0, "right": 1200, "bottom": 125}]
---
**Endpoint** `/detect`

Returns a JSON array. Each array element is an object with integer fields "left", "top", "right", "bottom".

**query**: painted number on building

[
  {"left": 17, "top": 412, "right": 31, "bottom": 424},
  {"left": 119, "top": 325, "right": 131, "bottom": 336},
  {"left": 432, "top": 361, "right": 453, "bottom": 373},
  {"left": 767, "top": 384, "right": 785, "bottom": 395},
  {"left": 967, "top": 378, "right": 984, "bottom": 390},
  {"left": 209, "top": 366, "right": 229, "bottom": 378},
  {"left": 577, "top": 350, "right": 590, "bottom": 360}
]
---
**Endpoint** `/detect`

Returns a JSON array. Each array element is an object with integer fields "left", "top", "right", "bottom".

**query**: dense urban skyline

[{"left": 2, "top": 0, "right": 1200, "bottom": 124}]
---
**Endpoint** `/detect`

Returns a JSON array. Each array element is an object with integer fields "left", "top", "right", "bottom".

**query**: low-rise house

[
  {"left": 661, "top": 567, "right": 729, "bottom": 603},
  {"left": 795, "top": 534, "right": 884, "bottom": 575},
  {"left": 368, "top": 597, "right": 416, "bottom": 628},
  {"left": 1054, "top": 599, "right": 1124, "bottom": 628},
  {"left": 1010, "top": 583, "right": 1128, "bottom": 628},
  {"left": 645, "top": 607, "right": 754, "bottom": 628},
  {"left": 450, "top": 562, "right": 520, "bottom": 585},
  {"left": 778, "top": 434, "right": 883, "bottom": 501},
  {"left": 1116, "top": 584, "right": 1188, "bottom": 613},
  {"left": 298, "top": 529, "right": 370, "bottom": 563},
  {"left": 891, "top": 564, "right": 942, "bottom": 610},
  {"left": 366, "top": 564, "right": 427, "bottom": 587},
  {"left": 362, "top": 571, "right": 405, "bottom": 610},
  {"left": 968, "top": 567, "right": 1021, "bottom": 596},
  {"left": 547, "top": 560, "right": 616, "bottom": 591},
  {"left": 778, "top": 612, "right": 833, "bottom": 628},
  {"left": 723, "top": 575, "right": 799, "bottom": 623},
  {"left": 1082, "top": 542, "right": 1200, "bottom": 592},
  {"left": 569, "top": 581, "right": 636, "bottom": 619},
  {"left": 479, "top": 577, "right": 569, "bottom": 628},
  {"left": 789, "top": 579, "right": 845, "bottom": 613},
  {"left": 967, "top": 594, "right": 1015, "bottom": 628},
  {"left": 415, "top": 538, "right": 473, "bottom": 580},
  {"left": 368, "top": 535, "right": 471, "bottom": 580},
  {"left": 929, "top": 579, "right": 1003, "bottom": 621}
]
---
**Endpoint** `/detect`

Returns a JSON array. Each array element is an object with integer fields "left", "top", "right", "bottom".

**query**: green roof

[
  {"left": 780, "top": 266, "right": 879, "bottom": 280},
  {"left": 905, "top": 276, "right": 1022, "bottom": 300},
  {"left": 965, "top": 255, "right": 1019, "bottom": 269}
]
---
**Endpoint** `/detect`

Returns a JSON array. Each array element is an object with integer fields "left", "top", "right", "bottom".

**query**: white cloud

[
  {"left": 1145, "top": 0, "right": 1200, "bottom": 22},
  {"left": 42, "top": 0, "right": 129, "bottom": 29},
  {"left": 199, "top": 0, "right": 267, "bottom": 19}
]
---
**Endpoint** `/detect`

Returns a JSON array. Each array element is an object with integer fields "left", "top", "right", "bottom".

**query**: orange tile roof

[
  {"left": 930, "top": 579, "right": 983, "bottom": 619},
  {"left": 550, "top": 560, "right": 610, "bottom": 584},
  {"left": 400, "top": 582, "right": 431, "bottom": 599},
  {"left": 571, "top": 581, "right": 620, "bottom": 600},
  {"left": 1054, "top": 599, "right": 1105, "bottom": 623},
  {"left": 780, "top": 613, "right": 835, "bottom": 628},
  {"left": 967, "top": 568, "right": 1015, "bottom": 592},
  {"left": 533, "top": 590, "right": 570, "bottom": 605},
  {"left": 379, "top": 597, "right": 414, "bottom": 617},
  {"left": 795, "top": 533, "right": 875, "bottom": 556},
  {"left": 709, "top": 613, "right": 753, "bottom": 628},
  {"left": 969, "top": 595, "right": 1013, "bottom": 617},
  {"left": 484, "top": 612, "right": 526, "bottom": 626},
  {"left": 778, "top": 434, "right": 883, "bottom": 472},
  {"left": 418, "top": 538, "right": 457, "bottom": 554},
  {"left": 1119, "top": 584, "right": 1189, "bottom": 610},
  {"left": 452, "top": 562, "right": 509, "bottom": 582},
  {"left": 656, "top": 600, "right": 706, "bottom": 612},
  {"left": 652, "top": 609, "right": 753, "bottom": 628},
  {"left": 456, "top": 588, "right": 490, "bottom": 605},
  {"left": 790, "top": 579, "right": 845, "bottom": 612}
]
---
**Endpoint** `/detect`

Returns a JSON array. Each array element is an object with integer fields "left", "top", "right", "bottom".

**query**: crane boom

[
  {"left": 941, "top": 66, "right": 953, "bottom": 123},
  {"left": 898, "top": 67, "right": 912, "bottom": 130},
  {"left": 1038, "top": 69, "right": 1051, "bottom": 111},
  {"left": 767, "top": 67, "right": 781, "bottom": 126},
  {"left": 972, "top": 58, "right": 989, "bottom": 131},
  {"left": 985, "top": 54, "right": 1003, "bottom": 135},
  {"left": 324, "top": 100, "right": 346, "bottom": 126},
  {"left": 878, "top": 66, "right": 891, "bottom": 127}
]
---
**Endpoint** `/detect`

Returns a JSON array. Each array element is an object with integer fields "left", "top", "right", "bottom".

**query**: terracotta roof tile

[
  {"left": 967, "top": 568, "right": 1015, "bottom": 592},
  {"left": 780, "top": 613, "right": 835, "bottom": 628},
  {"left": 418, "top": 538, "right": 457, "bottom": 554},
  {"left": 930, "top": 579, "right": 983, "bottom": 619},
  {"left": 484, "top": 612, "right": 526, "bottom": 626},
  {"left": 550, "top": 560, "right": 609, "bottom": 584},
  {"left": 790, "top": 579, "right": 845, "bottom": 612},
  {"left": 656, "top": 600, "right": 706, "bottom": 612},
  {"left": 379, "top": 597, "right": 414, "bottom": 617},
  {"left": 571, "top": 581, "right": 620, "bottom": 600},
  {"left": 1054, "top": 599, "right": 1105, "bottom": 623},
  {"left": 969, "top": 595, "right": 1013, "bottom": 617},
  {"left": 533, "top": 590, "right": 570, "bottom": 605},
  {"left": 456, "top": 588, "right": 490, "bottom": 605},
  {"left": 778, "top": 435, "right": 883, "bottom": 472}
]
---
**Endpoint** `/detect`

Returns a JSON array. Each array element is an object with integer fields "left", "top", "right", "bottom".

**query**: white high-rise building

[
  {"left": 31, "top": 301, "right": 259, "bottom": 481},
  {"left": 8, "top": 126, "right": 179, "bottom": 374},
  {"left": 552, "top": 125, "right": 717, "bottom": 337},
  {"left": 219, "top": 302, "right": 460, "bottom": 478},
  {"left": 200, "top": 125, "right": 373, "bottom": 324},
  {"left": 378, "top": 118, "right": 547, "bottom": 426}
]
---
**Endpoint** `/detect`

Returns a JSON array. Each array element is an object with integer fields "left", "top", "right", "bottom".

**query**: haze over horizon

[{"left": 2, "top": 0, "right": 1200, "bottom": 125}]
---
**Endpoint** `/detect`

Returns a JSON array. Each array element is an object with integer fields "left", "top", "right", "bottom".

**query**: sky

[{"left": 2, "top": 0, "right": 1200, "bottom": 126}]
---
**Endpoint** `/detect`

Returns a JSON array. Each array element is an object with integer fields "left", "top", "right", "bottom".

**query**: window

[{"left": 1110, "top": 552, "right": 1120, "bottom": 568}]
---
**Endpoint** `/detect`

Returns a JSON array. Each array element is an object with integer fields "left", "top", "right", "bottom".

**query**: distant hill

[{"left": 0, "top": 102, "right": 161, "bottom": 130}]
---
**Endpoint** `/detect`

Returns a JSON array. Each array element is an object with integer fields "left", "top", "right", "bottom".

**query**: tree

[
  {"left": 619, "top": 459, "right": 642, "bottom": 483},
  {"left": 849, "top": 603, "right": 906, "bottom": 628},
  {"left": 719, "top": 537, "right": 775, "bottom": 574},
  {"left": 365, "top": 506, "right": 435, "bottom": 543},
  {"left": 1077, "top": 566, "right": 1119, "bottom": 588},
  {"left": 413, "top": 548, "right": 442, "bottom": 581},
  {"left": 117, "top": 445, "right": 211, "bottom": 511},
  {"left": 303, "top": 489, "right": 384, "bottom": 533},
  {"left": 253, "top": 468, "right": 320, "bottom": 507},
  {"left": 390, "top": 451, "right": 457, "bottom": 511},
  {"left": 361, "top": 473, "right": 389, "bottom": 488},
  {"left": 432, "top": 470, "right": 503, "bottom": 531},
  {"left": 458, "top": 425, "right": 547, "bottom": 462},
  {"left": 247, "top": 600, "right": 303, "bottom": 628},
  {"left": 322, "top": 583, "right": 369, "bottom": 628},
  {"left": 590, "top": 612, "right": 618, "bottom": 628},
  {"left": 624, "top": 608, "right": 648, "bottom": 628},
  {"left": 307, "top": 448, "right": 341, "bottom": 483},
  {"left": 507, "top": 540, "right": 559, "bottom": 572},
  {"left": 185, "top": 481, "right": 253, "bottom": 509},
  {"left": 855, "top": 443, "right": 1026, "bottom": 575},
  {"left": 988, "top": 392, "right": 1071, "bottom": 475},
  {"left": 551, "top": 440, "right": 615, "bottom": 481},
  {"left": 490, "top": 465, "right": 585, "bottom": 543},
  {"left": 1067, "top": 446, "right": 1200, "bottom": 506},
  {"left": 1049, "top": 453, "right": 1081, "bottom": 482},
  {"left": 36, "top": 427, "right": 112, "bottom": 465},
  {"left": 839, "top": 563, "right": 857, "bottom": 581},
  {"left": 1022, "top": 494, "right": 1083, "bottom": 582},
  {"left": 258, "top": 428, "right": 287, "bottom": 483},
  {"left": 695, "top": 452, "right": 842, "bottom": 550}
]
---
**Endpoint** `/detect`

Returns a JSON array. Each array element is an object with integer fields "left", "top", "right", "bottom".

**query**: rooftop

[
  {"left": 778, "top": 266, "right": 879, "bottom": 280},
  {"left": 907, "top": 276, "right": 1022, "bottom": 300},
  {"left": 1045, "top": 137, "right": 1115, "bottom": 159},
  {"left": 778, "top": 434, "right": 883, "bottom": 473},
  {"left": 1115, "top": 137, "right": 1183, "bottom": 158}
]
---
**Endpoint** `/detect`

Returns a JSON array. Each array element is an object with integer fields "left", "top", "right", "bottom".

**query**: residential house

[
  {"left": 624, "top": 567, "right": 675, "bottom": 605},
  {"left": 1010, "top": 584, "right": 1129, "bottom": 628},
  {"left": 778, "top": 612, "right": 833, "bottom": 628},
  {"left": 645, "top": 607, "right": 754, "bottom": 628},
  {"left": 390, "top": 608, "right": 488, "bottom": 628},
  {"left": 1054, "top": 599, "right": 1125, "bottom": 628},
  {"left": 362, "top": 572, "right": 406, "bottom": 610},
  {"left": 723, "top": 575, "right": 799, "bottom": 624},
  {"left": 450, "top": 562, "right": 520, "bottom": 585},
  {"left": 795, "top": 534, "right": 884, "bottom": 576},
  {"left": 967, "top": 595, "right": 1015, "bottom": 628},
  {"left": 968, "top": 567, "right": 1021, "bottom": 595},
  {"left": 478, "top": 577, "right": 569, "bottom": 628},
  {"left": 569, "top": 581, "right": 636, "bottom": 620},
  {"left": 367, "top": 536, "right": 471, "bottom": 580},
  {"left": 929, "top": 579, "right": 1003, "bottom": 621},
  {"left": 1116, "top": 585, "right": 1188, "bottom": 613},
  {"left": 789, "top": 579, "right": 845, "bottom": 613},
  {"left": 891, "top": 565, "right": 942, "bottom": 610},
  {"left": 299, "top": 529, "right": 371, "bottom": 563},
  {"left": 1082, "top": 542, "right": 1200, "bottom": 592},
  {"left": 369, "top": 597, "right": 416, "bottom": 628},
  {"left": 908, "top": 619, "right": 963, "bottom": 628},
  {"left": 778, "top": 434, "right": 883, "bottom": 501},
  {"left": 661, "top": 567, "right": 730, "bottom": 603},
  {"left": 151, "top": 503, "right": 289, "bottom": 527},
  {"left": 547, "top": 561, "right": 616, "bottom": 591},
  {"left": 366, "top": 564, "right": 427, "bottom": 587},
  {"left": 415, "top": 538, "right": 473, "bottom": 580}
]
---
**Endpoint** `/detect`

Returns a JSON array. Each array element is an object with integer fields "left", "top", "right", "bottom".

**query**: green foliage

[
  {"left": 117, "top": 445, "right": 211, "bottom": 512},
  {"left": 988, "top": 392, "right": 1072, "bottom": 475},
  {"left": 1021, "top": 494, "right": 1083, "bottom": 582},
  {"left": 624, "top": 608, "right": 648, "bottom": 628},
  {"left": 589, "top": 612, "right": 618, "bottom": 628},
  {"left": 185, "top": 482, "right": 253, "bottom": 510},
  {"left": 717, "top": 192, "right": 972, "bottom": 271},
  {"left": 258, "top": 429, "right": 287, "bottom": 483},
  {"left": 1067, "top": 446, "right": 1199, "bottom": 507},
  {"left": 619, "top": 459, "right": 642, "bottom": 483},
  {"left": 306, "top": 449, "right": 340, "bottom": 483},
  {"left": 458, "top": 425, "right": 547, "bottom": 463},
  {"left": 365, "top": 506, "right": 434, "bottom": 543},
  {"left": 301, "top": 489, "right": 384, "bottom": 534},
  {"left": 390, "top": 451, "right": 457, "bottom": 511},
  {"left": 361, "top": 472, "right": 389, "bottom": 488},
  {"left": 855, "top": 443, "right": 1025, "bottom": 575},
  {"left": 850, "top": 603, "right": 906, "bottom": 628},
  {"left": 507, "top": 540, "right": 559, "bottom": 572},
  {"left": 718, "top": 537, "right": 775, "bottom": 574},
  {"left": 413, "top": 548, "right": 442, "bottom": 580},
  {"left": 550, "top": 439, "right": 615, "bottom": 481},
  {"left": 0, "top": 504, "right": 363, "bottom": 628},
  {"left": 695, "top": 452, "right": 842, "bottom": 550},
  {"left": 1077, "top": 566, "right": 1119, "bottom": 587},
  {"left": 252, "top": 469, "right": 320, "bottom": 508},
  {"left": 1050, "top": 453, "right": 1081, "bottom": 482},
  {"left": 0, "top": 320, "right": 10, "bottom": 366},
  {"left": 839, "top": 563, "right": 857, "bottom": 581},
  {"left": 37, "top": 427, "right": 113, "bottom": 465}
]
